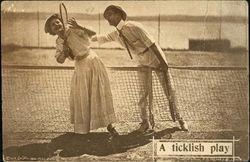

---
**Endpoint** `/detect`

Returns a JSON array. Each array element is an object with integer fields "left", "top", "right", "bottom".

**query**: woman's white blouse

[{"left": 55, "top": 28, "right": 90, "bottom": 59}]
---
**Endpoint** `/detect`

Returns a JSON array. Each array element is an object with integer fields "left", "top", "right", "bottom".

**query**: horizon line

[{"left": 1, "top": 11, "right": 247, "bottom": 18}]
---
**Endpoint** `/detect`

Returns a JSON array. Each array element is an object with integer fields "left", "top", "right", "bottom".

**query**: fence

[{"left": 2, "top": 65, "right": 248, "bottom": 133}]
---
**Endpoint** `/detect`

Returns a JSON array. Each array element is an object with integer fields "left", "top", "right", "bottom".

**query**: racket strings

[{"left": 59, "top": 3, "right": 74, "bottom": 60}]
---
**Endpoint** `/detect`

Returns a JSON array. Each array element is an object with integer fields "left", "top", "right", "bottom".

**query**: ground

[
  {"left": 2, "top": 48, "right": 249, "bottom": 161},
  {"left": 1, "top": 47, "right": 248, "bottom": 67}
]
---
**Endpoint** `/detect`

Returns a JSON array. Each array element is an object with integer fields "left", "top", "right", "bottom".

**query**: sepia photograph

[{"left": 1, "top": 0, "right": 249, "bottom": 161}]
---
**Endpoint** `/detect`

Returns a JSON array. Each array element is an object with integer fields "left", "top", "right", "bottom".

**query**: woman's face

[
  {"left": 50, "top": 18, "right": 64, "bottom": 35},
  {"left": 105, "top": 10, "right": 122, "bottom": 27}
]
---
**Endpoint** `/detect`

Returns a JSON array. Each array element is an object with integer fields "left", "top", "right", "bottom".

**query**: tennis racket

[
  {"left": 59, "top": 3, "right": 75, "bottom": 59},
  {"left": 59, "top": 3, "right": 68, "bottom": 31},
  {"left": 147, "top": 68, "right": 155, "bottom": 129}
]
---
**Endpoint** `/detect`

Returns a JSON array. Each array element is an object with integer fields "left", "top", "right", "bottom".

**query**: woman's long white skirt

[{"left": 69, "top": 50, "right": 116, "bottom": 134}]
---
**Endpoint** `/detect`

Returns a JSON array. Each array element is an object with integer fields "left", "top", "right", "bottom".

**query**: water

[{"left": 2, "top": 18, "right": 248, "bottom": 49}]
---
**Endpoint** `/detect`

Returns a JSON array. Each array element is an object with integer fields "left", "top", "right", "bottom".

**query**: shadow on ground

[{"left": 4, "top": 127, "right": 178, "bottom": 159}]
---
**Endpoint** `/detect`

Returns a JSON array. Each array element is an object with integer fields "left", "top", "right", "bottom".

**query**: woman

[{"left": 44, "top": 14, "right": 118, "bottom": 137}]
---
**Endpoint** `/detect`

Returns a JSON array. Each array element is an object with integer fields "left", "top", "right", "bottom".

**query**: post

[
  {"left": 219, "top": 0, "right": 222, "bottom": 40},
  {"left": 37, "top": 7, "right": 40, "bottom": 48},
  {"left": 147, "top": 68, "right": 154, "bottom": 128},
  {"left": 98, "top": 11, "right": 101, "bottom": 35},
  {"left": 98, "top": 11, "right": 101, "bottom": 48},
  {"left": 158, "top": 12, "right": 160, "bottom": 45}
]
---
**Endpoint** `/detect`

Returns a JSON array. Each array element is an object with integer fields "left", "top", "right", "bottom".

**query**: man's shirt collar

[{"left": 116, "top": 20, "right": 125, "bottom": 30}]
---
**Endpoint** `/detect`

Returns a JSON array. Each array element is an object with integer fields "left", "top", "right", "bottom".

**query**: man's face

[
  {"left": 50, "top": 18, "right": 64, "bottom": 35},
  {"left": 105, "top": 10, "right": 122, "bottom": 27}
]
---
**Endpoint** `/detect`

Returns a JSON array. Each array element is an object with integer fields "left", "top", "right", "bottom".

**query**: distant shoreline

[
  {"left": 2, "top": 44, "right": 248, "bottom": 54},
  {"left": 2, "top": 11, "right": 247, "bottom": 23}
]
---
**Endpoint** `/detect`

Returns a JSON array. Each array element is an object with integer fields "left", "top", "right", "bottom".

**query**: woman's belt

[
  {"left": 74, "top": 48, "right": 91, "bottom": 60},
  {"left": 74, "top": 53, "right": 90, "bottom": 61}
]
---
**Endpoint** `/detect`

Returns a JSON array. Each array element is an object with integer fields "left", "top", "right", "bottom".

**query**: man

[{"left": 91, "top": 5, "right": 188, "bottom": 132}]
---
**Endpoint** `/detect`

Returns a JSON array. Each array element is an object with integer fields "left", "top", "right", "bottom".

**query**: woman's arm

[
  {"left": 56, "top": 53, "right": 67, "bottom": 64},
  {"left": 78, "top": 25, "right": 96, "bottom": 37},
  {"left": 55, "top": 39, "right": 70, "bottom": 64},
  {"left": 68, "top": 18, "right": 96, "bottom": 37}
]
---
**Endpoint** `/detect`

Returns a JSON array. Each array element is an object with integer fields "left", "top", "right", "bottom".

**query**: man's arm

[
  {"left": 149, "top": 43, "right": 168, "bottom": 69},
  {"left": 130, "top": 23, "right": 168, "bottom": 69},
  {"left": 91, "top": 31, "right": 117, "bottom": 44}
]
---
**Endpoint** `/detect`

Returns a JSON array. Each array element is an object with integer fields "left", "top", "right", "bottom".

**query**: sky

[{"left": 1, "top": 1, "right": 248, "bottom": 17}]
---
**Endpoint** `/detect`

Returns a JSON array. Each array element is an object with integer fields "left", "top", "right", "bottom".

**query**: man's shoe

[
  {"left": 136, "top": 120, "right": 149, "bottom": 133},
  {"left": 107, "top": 124, "right": 119, "bottom": 137},
  {"left": 179, "top": 120, "right": 188, "bottom": 131}
]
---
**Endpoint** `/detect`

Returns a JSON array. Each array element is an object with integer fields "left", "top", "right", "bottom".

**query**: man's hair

[
  {"left": 104, "top": 5, "right": 127, "bottom": 21},
  {"left": 44, "top": 14, "right": 62, "bottom": 35}
]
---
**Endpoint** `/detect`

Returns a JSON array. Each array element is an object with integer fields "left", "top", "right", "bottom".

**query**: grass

[{"left": 2, "top": 48, "right": 248, "bottom": 67}]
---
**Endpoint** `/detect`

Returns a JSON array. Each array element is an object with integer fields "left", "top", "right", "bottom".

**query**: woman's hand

[
  {"left": 91, "top": 36, "right": 98, "bottom": 42},
  {"left": 68, "top": 17, "right": 79, "bottom": 28},
  {"left": 69, "top": 17, "right": 96, "bottom": 37},
  {"left": 63, "top": 45, "right": 70, "bottom": 57}
]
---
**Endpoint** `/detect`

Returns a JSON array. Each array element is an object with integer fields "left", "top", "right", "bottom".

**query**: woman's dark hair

[{"left": 44, "top": 14, "right": 62, "bottom": 35}]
